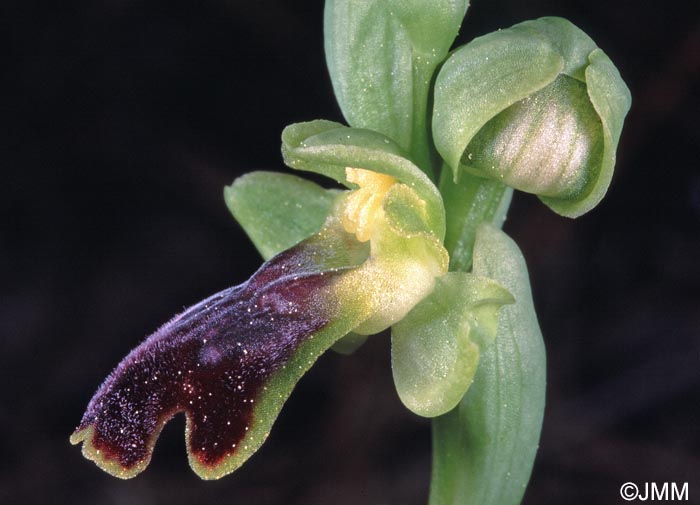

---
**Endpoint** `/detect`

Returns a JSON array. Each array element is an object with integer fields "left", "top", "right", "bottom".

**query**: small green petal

[
  {"left": 392, "top": 272, "right": 513, "bottom": 418},
  {"left": 332, "top": 183, "right": 448, "bottom": 337},
  {"left": 224, "top": 171, "right": 339, "bottom": 260},
  {"left": 382, "top": 183, "right": 433, "bottom": 237}
]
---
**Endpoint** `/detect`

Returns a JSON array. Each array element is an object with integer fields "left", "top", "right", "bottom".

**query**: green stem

[
  {"left": 439, "top": 168, "right": 513, "bottom": 271},
  {"left": 410, "top": 58, "right": 438, "bottom": 180}
]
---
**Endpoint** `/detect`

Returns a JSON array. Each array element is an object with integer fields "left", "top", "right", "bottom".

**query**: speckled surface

[{"left": 72, "top": 244, "right": 336, "bottom": 475}]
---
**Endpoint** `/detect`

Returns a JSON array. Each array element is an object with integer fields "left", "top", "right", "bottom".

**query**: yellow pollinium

[{"left": 343, "top": 167, "right": 396, "bottom": 242}]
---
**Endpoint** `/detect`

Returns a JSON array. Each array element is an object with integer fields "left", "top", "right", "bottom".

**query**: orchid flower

[
  {"left": 71, "top": 3, "right": 630, "bottom": 503},
  {"left": 70, "top": 121, "right": 513, "bottom": 479}
]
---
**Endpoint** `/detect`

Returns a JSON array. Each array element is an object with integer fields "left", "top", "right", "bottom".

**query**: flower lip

[
  {"left": 70, "top": 240, "right": 349, "bottom": 479},
  {"left": 72, "top": 161, "right": 449, "bottom": 479}
]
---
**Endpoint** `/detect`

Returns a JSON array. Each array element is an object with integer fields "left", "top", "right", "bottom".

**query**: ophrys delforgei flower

[{"left": 71, "top": 121, "right": 512, "bottom": 479}]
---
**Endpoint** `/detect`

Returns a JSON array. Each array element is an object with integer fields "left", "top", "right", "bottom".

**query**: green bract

[{"left": 433, "top": 17, "right": 631, "bottom": 217}]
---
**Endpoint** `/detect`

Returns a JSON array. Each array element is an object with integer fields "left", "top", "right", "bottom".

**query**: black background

[{"left": 2, "top": 0, "right": 699, "bottom": 504}]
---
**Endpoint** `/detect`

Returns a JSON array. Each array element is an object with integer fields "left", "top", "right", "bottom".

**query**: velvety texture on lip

[{"left": 70, "top": 240, "right": 350, "bottom": 477}]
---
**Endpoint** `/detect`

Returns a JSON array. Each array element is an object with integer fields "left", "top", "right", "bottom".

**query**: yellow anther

[{"left": 343, "top": 167, "right": 396, "bottom": 242}]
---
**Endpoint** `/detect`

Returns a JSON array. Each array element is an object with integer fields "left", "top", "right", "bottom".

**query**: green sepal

[
  {"left": 324, "top": 0, "right": 412, "bottom": 150},
  {"left": 324, "top": 0, "right": 468, "bottom": 172},
  {"left": 392, "top": 272, "right": 513, "bottom": 418},
  {"left": 380, "top": 0, "right": 469, "bottom": 57},
  {"left": 281, "top": 120, "right": 445, "bottom": 240},
  {"left": 433, "top": 17, "right": 631, "bottom": 218},
  {"left": 429, "top": 224, "right": 546, "bottom": 505},
  {"left": 224, "top": 171, "right": 339, "bottom": 260}
]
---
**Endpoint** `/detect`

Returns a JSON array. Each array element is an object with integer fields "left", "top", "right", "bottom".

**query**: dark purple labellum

[{"left": 71, "top": 240, "right": 353, "bottom": 477}]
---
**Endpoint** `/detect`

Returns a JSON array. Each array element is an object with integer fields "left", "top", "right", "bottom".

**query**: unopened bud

[{"left": 433, "top": 17, "right": 631, "bottom": 217}]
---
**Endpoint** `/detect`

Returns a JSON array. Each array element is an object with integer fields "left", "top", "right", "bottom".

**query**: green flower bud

[{"left": 433, "top": 17, "right": 632, "bottom": 217}]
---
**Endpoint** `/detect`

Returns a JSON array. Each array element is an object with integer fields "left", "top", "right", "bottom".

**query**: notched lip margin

[
  {"left": 70, "top": 425, "right": 150, "bottom": 480},
  {"left": 70, "top": 411, "right": 264, "bottom": 480}
]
